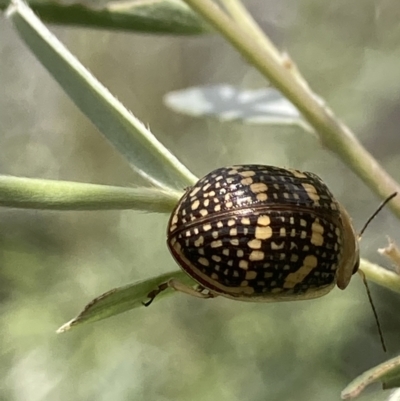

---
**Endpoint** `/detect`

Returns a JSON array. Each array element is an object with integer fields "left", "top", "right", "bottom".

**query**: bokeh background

[{"left": 1, "top": 1, "right": 400, "bottom": 400}]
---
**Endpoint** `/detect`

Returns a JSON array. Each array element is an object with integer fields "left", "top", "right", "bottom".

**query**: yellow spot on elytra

[
  {"left": 239, "top": 260, "right": 249, "bottom": 269},
  {"left": 257, "top": 215, "right": 271, "bottom": 226},
  {"left": 271, "top": 241, "right": 284, "bottom": 250},
  {"left": 288, "top": 169, "right": 307, "bottom": 178},
  {"left": 302, "top": 183, "right": 320, "bottom": 201},
  {"left": 241, "top": 217, "right": 251, "bottom": 225},
  {"left": 264, "top": 272, "right": 273, "bottom": 278},
  {"left": 212, "top": 231, "right": 219, "bottom": 239},
  {"left": 230, "top": 239, "right": 239, "bottom": 246},
  {"left": 240, "top": 280, "right": 249, "bottom": 287},
  {"left": 257, "top": 193, "right": 268, "bottom": 201},
  {"left": 250, "top": 250, "right": 264, "bottom": 261},
  {"left": 199, "top": 209, "right": 208, "bottom": 217},
  {"left": 280, "top": 227, "right": 286, "bottom": 237},
  {"left": 245, "top": 270, "right": 257, "bottom": 280},
  {"left": 250, "top": 182, "right": 268, "bottom": 193},
  {"left": 237, "top": 249, "right": 244, "bottom": 257},
  {"left": 311, "top": 220, "right": 324, "bottom": 246},
  {"left": 203, "top": 223, "right": 212, "bottom": 231},
  {"left": 300, "top": 219, "right": 307, "bottom": 227},
  {"left": 211, "top": 273, "right": 218, "bottom": 280},
  {"left": 290, "top": 254, "right": 299, "bottom": 262},
  {"left": 222, "top": 249, "right": 229, "bottom": 256},
  {"left": 194, "top": 236, "right": 204, "bottom": 247},
  {"left": 191, "top": 200, "right": 200, "bottom": 210},
  {"left": 230, "top": 228, "right": 238, "bottom": 236},
  {"left": 190, "top": 187, "right": 200, "bottom": 196},
  {"left": 241, "top": 177, "right": 253, "bottom": 186},
  {"left": 211, "top": 240, "right": 222, "bottom": 248},
  {"left": 198, "top": 257, "right": 209, "bottom": 266},
  {"left": 300, "top": 231, "right": 307, "bottom": 239},
  {"left": 239, "top": 170, "right": 256, "bottom": 177},
  {"left": 217, "top": 221, "right": 223, "bottom": 228},
  {"left": 255, "top": 225, "right": 272, "bottom": 240},
  {"left": 248, "top": 239, "right": 261, "bottom": 249},
  {"left": 171, "top": 214, "right": 178, "bottom": 224},
  {"left": 228, "top": 219, "right": 236, "bottom": 226},
  {"left": 212, "top": 255, "right": 221, "bottom": 262},
  {"left": 283, "top": 255, "right": 318, "bottom": 288}
]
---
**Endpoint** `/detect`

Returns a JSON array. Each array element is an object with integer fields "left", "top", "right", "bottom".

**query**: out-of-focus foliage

[
  {"left": 1, "top": 1, "right": 400, "bottom": 401},
  {"left": 0, "top": 0, "right": 211, "bottom": 34}
]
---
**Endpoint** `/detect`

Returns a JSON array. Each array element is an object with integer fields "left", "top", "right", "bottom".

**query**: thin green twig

[
  {"left": 183, "top": 0, "right": 400, "bottom": 218},
  {"left": 360, "top": 259, "right": 400, "bottom": 294}
]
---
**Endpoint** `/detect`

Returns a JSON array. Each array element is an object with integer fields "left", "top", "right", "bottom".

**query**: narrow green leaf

[
  {"left": 164, "top": 84, "right": 311, "bottom": 130},
  {"left": 0, "top": 0, "right": 211, "bottom": 34},
  {"left": 0, "top": 175, "right": 181, "bottom": 211},
  {"left": 341, "top": 355, "right": 400, "bottom": 399},
  {"left": 57, "top": 271, "right": 196, "bottom": 332},
  {"left": 6, "top": 0, "right": 198, "bottom": 191}
]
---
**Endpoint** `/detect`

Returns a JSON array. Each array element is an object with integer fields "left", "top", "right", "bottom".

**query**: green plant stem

[
  {"left": 360, "top": 259, "right": 400, "bottom": 294},
  {"left": 183, "top": 0, "right": 400, "bottom": 218},
  {"left": 0, "top": 175, "right": 181, "bottom": 212},
  {"left": 219, "top": 0, "right": 281, "bottom": 62}
]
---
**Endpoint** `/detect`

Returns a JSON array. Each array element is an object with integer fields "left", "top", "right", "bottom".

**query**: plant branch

[
  {"left": 360, "top": 258, "right": 400, "bottom": 294},
  {"left": 183, "top": 0, "right": 400, "bottom": 218}
]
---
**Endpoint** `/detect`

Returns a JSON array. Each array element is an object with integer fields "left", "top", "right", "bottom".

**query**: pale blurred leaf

[{"left": 164, "top": 84, "right": 309, "bottom": 128}]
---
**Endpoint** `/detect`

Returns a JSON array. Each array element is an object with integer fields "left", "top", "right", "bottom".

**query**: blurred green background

[{"left": 2, "top": 1, "right": 400, "bottom": 400}]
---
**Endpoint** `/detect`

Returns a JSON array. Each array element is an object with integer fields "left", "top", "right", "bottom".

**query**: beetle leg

[{"left": 142, "top": 279, "right": 216, "bottom": 307}]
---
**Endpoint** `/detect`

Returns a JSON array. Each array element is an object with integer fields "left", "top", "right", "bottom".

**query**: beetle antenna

[
  {"left": 357, "top": 269, "right": 387, "bottom": 352},
  {"left": 358, "top": 193, "right": 397, "bottom": 239},
  {"left": 355, "top": 192, "right": 396, "bottom": 353}
]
